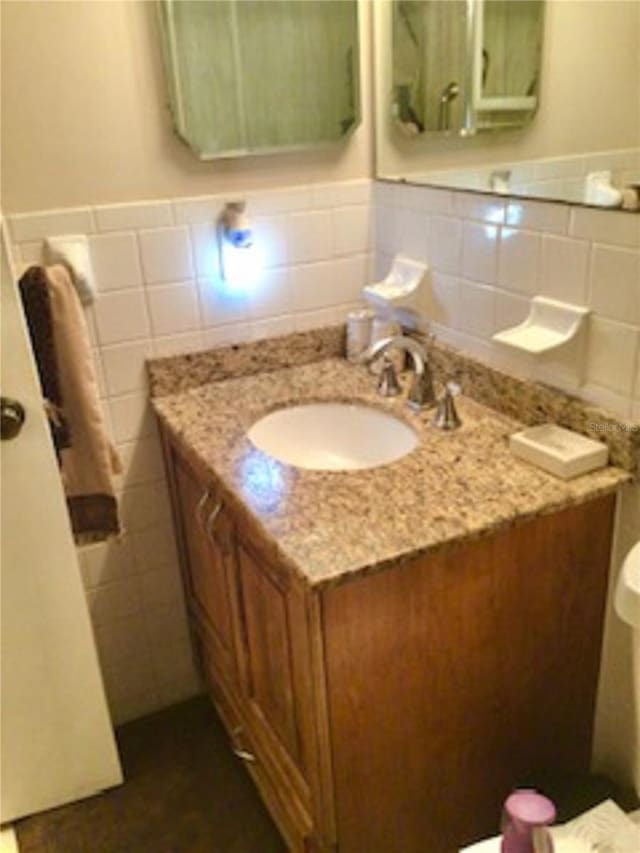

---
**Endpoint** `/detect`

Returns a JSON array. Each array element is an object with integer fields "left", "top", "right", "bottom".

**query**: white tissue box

[{"left": 509, "top": 424, "right": 609, "bottom": 480}]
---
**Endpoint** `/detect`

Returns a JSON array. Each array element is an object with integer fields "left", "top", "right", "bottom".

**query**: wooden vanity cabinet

[
  {"left": 161, "top": 428, "right": 617, "bottom": 853},
  {"left": 173, "top": 456, "right": 237, "bottom": 686},
  {"left": 163, "top": 439, "right": 319, "bottom": 851}
]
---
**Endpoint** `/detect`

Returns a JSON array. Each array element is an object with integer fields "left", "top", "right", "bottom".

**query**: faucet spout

[{"left": 359, "top": 335, "right": 437, "bottom": 410}]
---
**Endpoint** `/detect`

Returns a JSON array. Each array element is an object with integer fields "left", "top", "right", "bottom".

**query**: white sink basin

[{"left": 247, "top": 403, "right": 418, "bottom": 471}]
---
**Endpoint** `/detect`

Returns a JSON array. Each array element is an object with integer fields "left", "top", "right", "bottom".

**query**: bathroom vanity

[{"left": 152, "top": 347, "right": 629, "bottom": 853}]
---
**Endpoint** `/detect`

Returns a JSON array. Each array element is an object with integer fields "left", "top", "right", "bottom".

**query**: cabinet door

[
  {"left": 235, "top": 540, "right": 301, "bottom": 762},
  {"left": 174, "top": 456, "right": 235, "bottom": 680}
]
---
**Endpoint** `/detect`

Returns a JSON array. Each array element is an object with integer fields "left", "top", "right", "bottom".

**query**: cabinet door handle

[
  {"left": 195, "top": 489, "right": 210, "bottom": 528},
  {"left": 206, "top": 501, "right": 223, "bottom": 542},
  {"left": 232, "top": 746, "right": 256, "bottom": 763}
]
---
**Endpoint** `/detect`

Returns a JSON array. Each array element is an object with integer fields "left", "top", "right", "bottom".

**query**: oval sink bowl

[{"left": 247, "top": 403, "right": 418, "bottom": 471}]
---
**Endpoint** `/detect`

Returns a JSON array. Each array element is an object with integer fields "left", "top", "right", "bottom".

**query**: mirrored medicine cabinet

[{"left": 157, "top": 0, "right": 360, "bottom": 159}]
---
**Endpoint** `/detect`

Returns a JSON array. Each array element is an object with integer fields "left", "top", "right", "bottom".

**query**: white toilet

[{"left": 615, "top": 541, "right": 640, "bottom": 630}]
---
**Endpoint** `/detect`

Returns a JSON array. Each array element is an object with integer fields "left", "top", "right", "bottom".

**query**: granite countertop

[{"left": 152, "top": 357, "right": 629, "bottom": 589}]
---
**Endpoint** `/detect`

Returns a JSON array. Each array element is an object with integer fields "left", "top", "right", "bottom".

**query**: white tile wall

[
  {"left": 498, "top": 228, "right": 541, "bottom": 295},
  {"left": 372, "top": 184, "right": 640, "bottom": 420},
  {"left": 8, "top": 178, "right": 372, "bottom": 724},
  {"left": 539, "top": 234, "right": 590, "bottom": 304}
]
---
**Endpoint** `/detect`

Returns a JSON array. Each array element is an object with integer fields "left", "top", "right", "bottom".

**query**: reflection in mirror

[
  {"left": 158, "top": 0, "right": 360, "bottom": 159},
  {"left": 393, "top": 0, "right": 468, "bottom": 134},
  {"left": 378, "top": 0, "right": 640, "bottom": 210},
  {"left": 476, "top": 1, "right": 543, "bottom": 110},
  {"left": 391, "top": 0, "right": 543, "bottom": 137}
]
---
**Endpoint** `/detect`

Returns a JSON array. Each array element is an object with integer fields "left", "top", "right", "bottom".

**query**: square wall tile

[
  {"left": 252, "top": 215, "right": 288, "bottom": 268},
  {"left": 373, "top": 181, "right": 402, "bottom": 208},
  {"left": 540, "top": 235, "right": 589, "bottom": 305},
  {"left": 119, "top": 482, "right": 172, "bottom": 533},
  {"left": 589, "top": 245, "right": 640, "bottom": 325},
  {"left": 153, "top": 332, "right": 204, "bottom": 357},
  {"left": 461, "top": 222, "right": 499, "bottom": 284},
  {"left": 94, "top": 201, "right": 172, "bottom": 232},
  {"left": 250, "top": 316, "right": 295, "bottom": 341},
  {"left": 89, "top": 232, "right": 142, "bottom": 291},
  {"left": 102, "top": 646, "right": 156, "bottom": 706},
  {"left": 374, "top": 206, "right": 396, "bottom": 255},
  {"left": 117, "top": 436, "right": 165, "bottom": 488},
  {"left": 172, "top": 195, "right": 223, "bottom": 225},
  {"left": 248, "top": 268, "right": 292, "bottom": 320},
  {"left": 288, "top": 210, "right": 332, "bottom": 263},
  {"left": 87, "top": 576, "right": 142, "bottom": 624},
  {"left": 79, "top": 538, "right": 135, "bottom": 589},
  {"left": 137, "top": 563, "right": 185, "bottom": 611},
  {"left": 332, "top": 206, "right": 371, "bottom": 256},
  {"left": 505, "top": 200, "right": 569, "bottom": 234},
  {"left": 101, "top": 341, "right": 153, "bottom": 397},
  {"left": 94, "top": 613, "right": 151, "bottom": 670},
  {"left": 202, "top": 324, "right": 252, "bottom": 348},
  {"left": 190, "top": 223, "right": 220, "bottom": 280},
  {"left": 428, "top": 216, "right": 462, "bottom": 274},
  {"left": 292, "top": 262, "right": 338, "bottom": 312},
  {"left": 570, "top": 207, "right": 639, "bottom": 249},
  {"left": 454, "top": 192, "right": 505, "bottom": 224},
  {"left": 494, "top": 290, "right": 531, "bottom": 333},
  {"left": 94, "top": 290, "right": 150, "bottom": 345},
  {"left": 8, "top": 207, "right": 94, "bottom": 242},
  {"left": 138, "top": 226, "right": 194, "bottom": 285},
  {"left": 294, "top": 306, "right": 339, "bottom": 332},
  {"left": 15, "top": 241, "right": 42, "bottom": 265},
  {"left": 198, "top": 278, "right": 249, "bottom": 327},
  {"left": 108, "top": 687, "right": 161, "bottom": 727},
  {"left": 498, "top": 229, "right": 540, "bottom": 295},
  {"left": 333, "top": 254, "right": 369, "bottom": 304},
  {"left": 395, "top": 209, "right": 429, "bottom": 262},
  {"left": 110, "top": 394, "right": 154, "bottom": 443},
  {"left": 130, "top": 524, "right": 179, "bottom": 574},
  {"left": 458, "top": 280, "right": 496, "bottom": 339},
  {"left": 147, "top": 281, "right": 200, "bottom": 336},
  {"left": 586, "top": 317, "right": 638, "bottom": 396},
  {"left": 401, "top": 185, "right": 453, "bottom": 215},
  {"left": 424, "top": 273, "right": 460, "bottom": 329}
]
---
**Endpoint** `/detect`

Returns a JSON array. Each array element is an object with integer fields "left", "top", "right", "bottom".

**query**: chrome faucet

[{"left": 359, "top": 335, "right": 437, "bottom": 411}]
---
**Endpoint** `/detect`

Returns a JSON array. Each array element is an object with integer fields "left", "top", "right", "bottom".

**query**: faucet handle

[
  {"left": 376, "top": 354, "right": 401, "bottom": 397},
  {"left": 433, "top": 382, "right": 461, "bottom": 430}
]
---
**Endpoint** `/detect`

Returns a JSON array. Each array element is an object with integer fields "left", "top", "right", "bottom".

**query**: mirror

[
  {"left": 377, "top": 0, "right": 640, "bottom": 210},
  {"left": 392, "top": 0, "right": 543, "bottom": 137},
  {"left": 158, "top": 0, "right": 360, "bottom": 159}
]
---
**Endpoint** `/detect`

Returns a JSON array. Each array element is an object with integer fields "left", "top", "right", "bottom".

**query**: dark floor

[
  {"left": 14, "top": 697, "right": 640, "bottom": 853},
  {"left": 16, "top": 697, "right": 286, "bottom": 853}
]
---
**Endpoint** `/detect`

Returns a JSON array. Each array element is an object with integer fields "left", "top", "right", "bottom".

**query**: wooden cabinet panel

[
  {"left": 322, "top": 495, "right": 616, "bottom": 853},
  {"left": 235, "top": 540, "right": 301, "bottom": 767},
  {"left": 173, "top": 456, "right": 235, "bottom": 679}
]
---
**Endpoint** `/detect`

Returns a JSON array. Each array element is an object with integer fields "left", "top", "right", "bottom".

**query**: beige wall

[
  {"left": 375, "top": 0, "right": 640, "bottom": 178},
  {"left": 0, "top": 0, "right": 373, "bottom": 213}
]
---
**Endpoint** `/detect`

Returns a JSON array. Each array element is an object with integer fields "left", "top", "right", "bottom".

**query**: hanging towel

[
  {"left": 18, "top": 264, "right": 122, "bottom": 542},
  {"left": 18, "top": 265, "right": 71, "bottom": 454}
]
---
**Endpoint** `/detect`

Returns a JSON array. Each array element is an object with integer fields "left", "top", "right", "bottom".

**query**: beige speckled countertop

[{"left": 152, "top": 357, "right": 629, "bottom": 589}]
